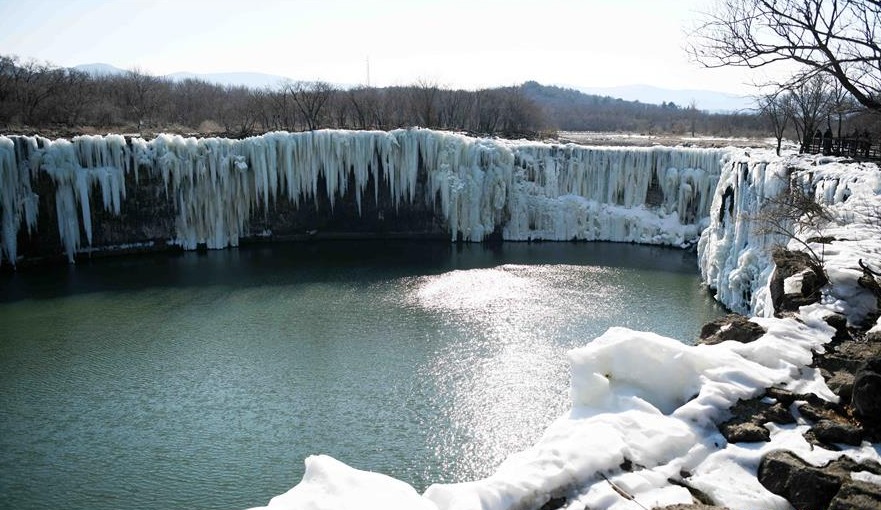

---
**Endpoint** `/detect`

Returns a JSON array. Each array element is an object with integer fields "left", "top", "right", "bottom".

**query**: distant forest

[{"left": 0, "top": 54, "right": 767, "bottom": 139}]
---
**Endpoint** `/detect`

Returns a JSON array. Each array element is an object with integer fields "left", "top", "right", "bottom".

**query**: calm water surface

[{"left": 0, "top": 241, "right": 725, "bottom": 510}]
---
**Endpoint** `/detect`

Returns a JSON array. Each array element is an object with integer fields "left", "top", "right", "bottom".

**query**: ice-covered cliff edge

[
  {"left": 0, "top": 130, "right": 725, "bottom": 266},
  {"left": 698, "top": 149, "right": 881, "bottom": 325}
]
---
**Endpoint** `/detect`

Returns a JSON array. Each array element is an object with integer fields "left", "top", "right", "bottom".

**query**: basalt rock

[
  {"left": 825, "top": 370, "right": 856, "bottom": 402},
  {"left": 824, "top": 313, "right": 851, "bottom": 341},
  {"left": 828, "top": 480, "right": 881, "bottom": 510},
  {"left": 770, "top": 248, "right": 828, "bottom": 315},
  {"left": 759, "top": 451, "right": 840, "bottom": 510},
  {"left": 720, "top": 421, "right": 769, "bottom": 442},
  {"left": 810, "top": 420, "right": 864, "bottom": 447},
  {"left": 719, "top": 396, "right": 794, "bottom": 444},
  {"left": 852, "top": 357, "right": 881, "bottom": 422},
  {"left": 758, "top": 451, "right": 881, "bottom": 510},
  {"left": 698, "top": 314, "right": 766, "bottom": 345},
  {"left": 819, "top": 340, "right": 881, "bottom": 402}
]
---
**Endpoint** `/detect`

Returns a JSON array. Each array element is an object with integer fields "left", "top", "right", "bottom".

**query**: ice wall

[
  {"left": 697, "top": 149, "right": 881, "bottom": 319},
  {"left": 697, "top": 151, "right": 790, "bottom": 316},
  {"left": 0, "top": 129, "right": 727, "bottom": 265}
]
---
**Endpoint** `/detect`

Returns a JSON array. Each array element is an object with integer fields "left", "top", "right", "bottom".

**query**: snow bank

[
  {"left": 251, "top": 455, "right": 435, "bottom": 510},
  {"left": 250, "top": 314, "right": 871, "bottom": 510},
  {"left": 0, "top": 130, "right": 725, "bottom": 265}
]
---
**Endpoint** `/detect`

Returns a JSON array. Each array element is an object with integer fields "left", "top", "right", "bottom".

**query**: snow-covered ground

[{"left": 249, "top": 149, "right": 881, "bottom": 510}]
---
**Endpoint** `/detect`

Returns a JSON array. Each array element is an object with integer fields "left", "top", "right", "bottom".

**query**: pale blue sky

[{"left": 0, "top": 0, "right": 767, "bottom": 93}]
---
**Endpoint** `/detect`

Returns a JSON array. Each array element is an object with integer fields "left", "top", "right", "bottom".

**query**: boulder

[
  {"left": 825, "top": 370, "right": 855, "bottom": 403},
  {"left": 758, "top": 451, "right": 840, "bottom": 510},
  {"left": 770, "top": 248, "right": 828, "bottom": 315},
  {"left": 798, "top": 401, "right": 843, "bottom": 422},
  {"left": 719, "top": 397, "right": 794, "bottom": 444},
  {"left": 699, "top": 314, "right": 766, "bottom": 345},
  {"left": 852, "top": 357, "right": 881, "bottom": 422},
  {"left": 763, "top": 402, "right": 796, "bottom": 424},
  {"left": 824, "top": 313, "right": 851, "bottom": 341},
  {"left": 811, "top": 420, "right": 863, "bottom": 446},
  {"left": 720, "top": 421, "right": 769, "bottom": 443},
  {"left": 758, "top": 451, "right": 881, "bottom": 510},
  {"left": 828, "top": 480, "right": 881, "bottom": 510}
]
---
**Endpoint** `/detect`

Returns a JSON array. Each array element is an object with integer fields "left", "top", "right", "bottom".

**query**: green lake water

[{"left": 0, "top": 241, "right": 725, "bottom": 509}]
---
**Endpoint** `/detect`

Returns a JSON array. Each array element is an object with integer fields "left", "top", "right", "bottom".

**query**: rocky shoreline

[{"left": 654, "top": 247, "right": 881, "bottom": 510}]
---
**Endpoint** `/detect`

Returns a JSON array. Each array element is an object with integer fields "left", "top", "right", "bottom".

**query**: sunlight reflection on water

[{"left": 405, "top": 264, "right": 625, "bottom": 482}]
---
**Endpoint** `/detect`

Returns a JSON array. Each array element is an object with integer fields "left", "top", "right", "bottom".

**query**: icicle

[{"left": 2, "top": 130, "right": 731, "bottom": 264}]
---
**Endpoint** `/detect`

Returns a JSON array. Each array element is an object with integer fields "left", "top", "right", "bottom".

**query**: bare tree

[
  {"left": 826, "top": 79, "right": 859, "bottom": 139},
  {"left": 116, "top": 68, "right": 169, "bottom": 131},
  {"left": 787, "top": 74, "right": 831, "bottom": 152},
  {"left": 347, "top": 86, "right": 379, "bottom": 130},
  {"left": 217, "top": 86, "right": 259, "bottom": 137},
  {"left": 438, "top": 89, "right": 473, "bottom": 130},
  {"left": 497, "top": 87, "right": 545, "bottom": 138},
  {"left": 689, "top": 0, "right": 881, "bottom": 112},
  {"left": 687, "top": 99, "right": 700, "bottom": 137},
  {"left": 408, "top": 79, "right": 441, "bottom": 128},
  {"left": 473, "top": 89, "right": 505, "bottom": 135},
  {"left": 2, "top": 58, "right": 70, "bottom": 124},
  {"left": 753, "top": 179, "right": 835, "bottom": 269},
  {"left": 270, "top": 82, "right": 298, "bottom": 130},
  {"left": 758, "top": 90, "right": 793, "bottom": 155},
  {"left": 288, "top": 80, "right": 336, "bottom": 131}
]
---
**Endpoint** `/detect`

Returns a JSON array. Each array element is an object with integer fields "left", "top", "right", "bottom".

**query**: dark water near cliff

[{"left": 0, "top": 241, "right": 724, "bottom": 510}]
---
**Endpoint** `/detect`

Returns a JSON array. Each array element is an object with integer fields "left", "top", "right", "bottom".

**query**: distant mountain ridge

[
  {"left": 577, "top": 84, "right": 755, "bottom": 113},
  {"left": 74, "top": 63, "right": 292, "bottom": 89},
  {"left": 72, "top": 63, "right": 752, "bottom": 112},
  {"left": 519, "top": 81, "right": 762, "bottom": 134}
]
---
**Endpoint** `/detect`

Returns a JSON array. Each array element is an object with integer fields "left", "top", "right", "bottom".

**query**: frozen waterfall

[
  {"left": 0, "top": 129, "right": 727, "bottom": 265},
  {"left": 698, "top": 149, "right": 881, "bottom": 320}
]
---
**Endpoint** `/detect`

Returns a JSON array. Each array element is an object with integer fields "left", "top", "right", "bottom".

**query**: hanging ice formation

[
  {"left": 698, "top": 150, "right": 881, "bottom": 317},
  {"left": 697, "top": 154, "right": 791, "bottom": 316},
  {"left": 0, "top": 129, "right": 728, "bottom": 265}
]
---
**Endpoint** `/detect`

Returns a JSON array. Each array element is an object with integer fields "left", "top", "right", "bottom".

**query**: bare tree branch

[{"left": 689, "top": 0, "right": 881, "bottom": 111}]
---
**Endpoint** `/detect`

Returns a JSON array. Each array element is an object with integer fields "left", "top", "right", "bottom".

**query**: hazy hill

[
  {"left": 578, "top": 84, "right": 755, "bottom": 113},
  {"left": 519, "top": 81, "right": 762, "bottom": 134},
  {"left": 72, "top": 63, "right": 753, "bottom": 112},
  {"left": 74, "top": 64, "right": 293, "bottom": 89}
]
